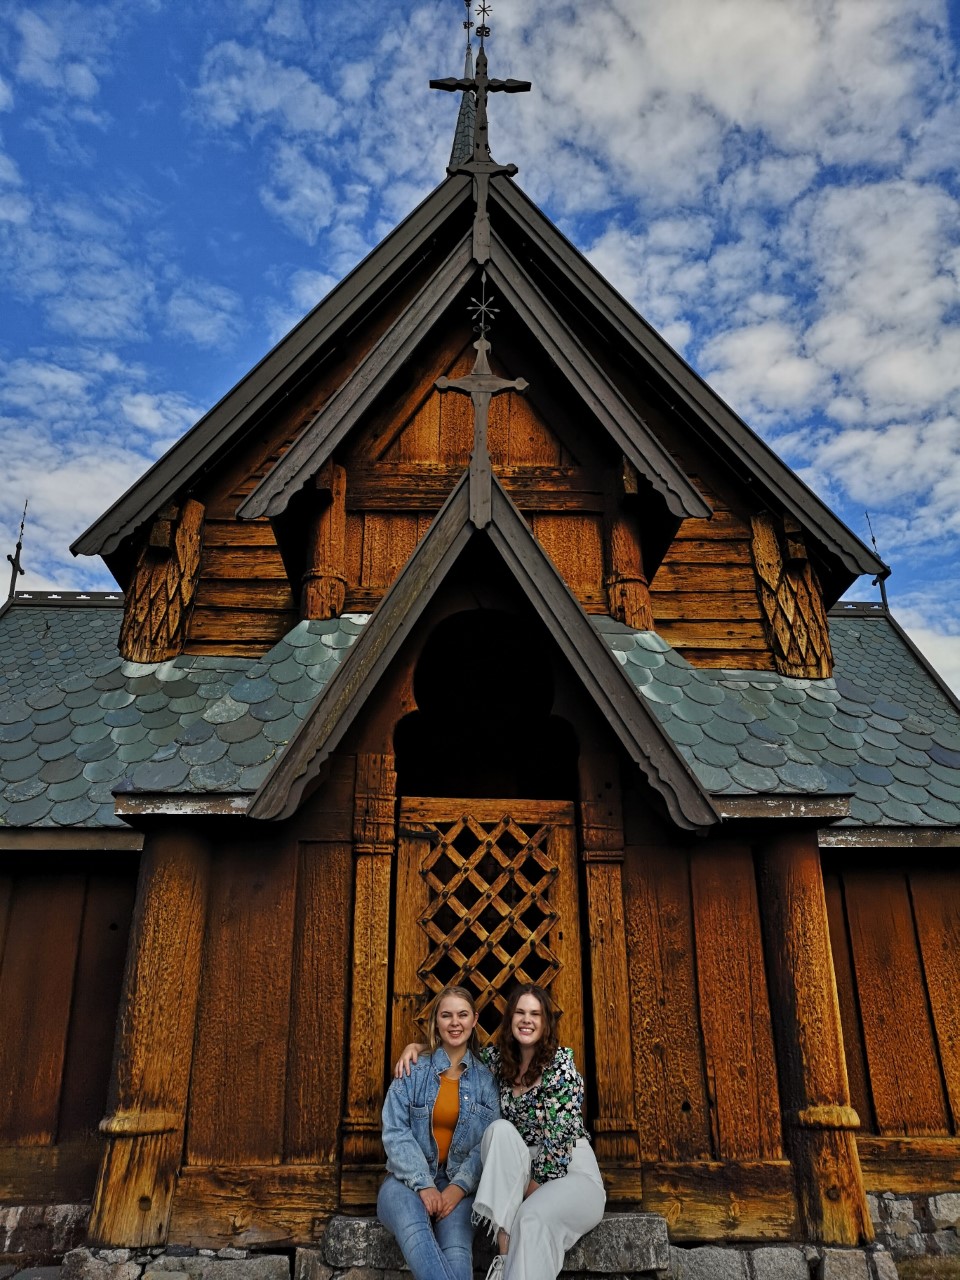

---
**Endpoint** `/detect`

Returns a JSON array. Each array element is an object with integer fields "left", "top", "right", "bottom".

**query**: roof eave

[
  {"left": 488, "top": 177, "right": 886, "bottom": 581},
  {"left": 72, "top": 174, "right": 474, "bottom": 561}
]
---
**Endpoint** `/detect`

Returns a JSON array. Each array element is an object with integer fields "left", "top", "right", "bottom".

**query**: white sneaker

[{"left": 484, "top": 1255, "right": 505, "bottom": 1280}]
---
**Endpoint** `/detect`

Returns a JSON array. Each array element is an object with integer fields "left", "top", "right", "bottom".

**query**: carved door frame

[{"left": 392, "top": 797, "right": 585, "bottom": 1070}]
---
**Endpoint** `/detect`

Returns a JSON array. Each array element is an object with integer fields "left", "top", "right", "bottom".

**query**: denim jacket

[{"left": 381, "top": 1047, "right": 499, "bottom": 1194}]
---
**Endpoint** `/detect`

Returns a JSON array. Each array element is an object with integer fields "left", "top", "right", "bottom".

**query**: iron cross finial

[
  {"left": 431, "top": 4, "right": 531, "bottom": 262},
  {"left": 6, "top": 498, "right": 28, "bottom": 601},
  {"left": 435, "top": 277, "right": 528, "bottom": 529},
  {"left": 431, "top": 4, "right": 531, "bottom": 170}
]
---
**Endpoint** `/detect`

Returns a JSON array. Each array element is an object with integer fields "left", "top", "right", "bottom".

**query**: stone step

[{"left": 317, "top": 1211, "right": 670, "bottom": 1275}]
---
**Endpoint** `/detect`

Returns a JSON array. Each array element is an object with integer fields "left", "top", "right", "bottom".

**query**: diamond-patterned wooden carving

[
  {"left": 393, "top": 799, "right": 583, "bottom": 1050},
  {"left": 119, "top": 498, "right": 204, "bottom": 662},
  {"left": 751, "top": 511, "right": 833, "bottom": 679}
]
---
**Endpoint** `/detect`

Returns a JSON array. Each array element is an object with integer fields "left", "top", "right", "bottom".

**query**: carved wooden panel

[
  {"left": 394, "top": 799, "right": 583, "bottom": 1062},
  {"left": 750, "top": 512, "right": 833, "bottom": 678},
  {"left": 119, "top": 499, "right": 205, "bottom": 662}
]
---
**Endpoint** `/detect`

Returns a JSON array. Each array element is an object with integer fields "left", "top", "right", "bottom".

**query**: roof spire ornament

[
  {"left": 435, "top": 272, "right": 528, "bottom": 529},
  {"left": 431, "top": 1, "right": 531, "bottom": 263},
  {"left": 6, "top": 499, "right": 28, "bottom": 601}
]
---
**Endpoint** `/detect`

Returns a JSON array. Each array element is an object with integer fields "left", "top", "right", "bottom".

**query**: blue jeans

[{"left": 377, "top": 1168, "right": 475, "bottom": 1280}]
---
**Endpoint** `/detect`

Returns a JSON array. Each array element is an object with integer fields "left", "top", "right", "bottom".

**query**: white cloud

[
  {"left": 165, "top": 279, "right": 244, "bottom": 348},
  {"left": 258, "top": 140, "right": 337, "bottom": 243},
  {"left": 195, "top": 41, "right": 339, "bottom": 137}
]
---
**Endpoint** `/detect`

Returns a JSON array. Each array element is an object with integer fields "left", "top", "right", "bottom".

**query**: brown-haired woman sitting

[{"left": 395, "top": 983, "right": 605, "bottom": 1280}]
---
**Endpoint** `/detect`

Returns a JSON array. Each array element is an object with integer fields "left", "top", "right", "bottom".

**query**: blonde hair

[{"left": 424, "top": 985, "right": 481, "bottom": 1056}]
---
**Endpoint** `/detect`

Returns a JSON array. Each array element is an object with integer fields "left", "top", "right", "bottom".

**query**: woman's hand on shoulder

[
  {"left": 436, "top": 1183, "right": 465, "bottom": 1220},
  {"left": 419, "top": 1185, "right": 443, "bottom": 1217},
  {"left": 394, "top": 1043, "right": 427, "bottom": 1078}
]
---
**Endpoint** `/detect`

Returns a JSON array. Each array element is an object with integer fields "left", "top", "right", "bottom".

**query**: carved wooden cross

[
  {"left": 436, "top": 336, "right": 528, "bottom": 528},
  {"left": 431, "top": 45, "right": 531, "bottom": 262}
]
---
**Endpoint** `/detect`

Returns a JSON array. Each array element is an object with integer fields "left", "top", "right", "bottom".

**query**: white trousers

[{"left": 473, "top": 1119, "right": 606, "bottom": 1280}]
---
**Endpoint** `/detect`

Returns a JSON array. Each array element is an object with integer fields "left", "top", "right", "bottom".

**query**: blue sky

[{"left": 1, "top": 0, "right": 959, "bottom": 692}]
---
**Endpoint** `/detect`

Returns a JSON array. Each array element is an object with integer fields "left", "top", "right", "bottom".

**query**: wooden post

[
  {"left": 88, "top": 826, "right": 210, "bottom": 1246},
  {"left": 605, "top": 461, "right": 653, "bottom": 630},
  {"left": 578, "top": 751, "right": 640, "bottom": 1170},
  {"left": 341, "top": 752, "right": 397, "bottom": 1206},
  {"left": 302, "top": 462, "right": 347, "bottom": 620},
  {"left": 756, "top": 830, "right": 872, "bottom": 1244}
]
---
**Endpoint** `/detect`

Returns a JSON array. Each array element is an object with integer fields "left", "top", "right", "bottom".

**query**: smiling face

[
  {"left": 435, "top": 993, "right": 479, "bottom": 1052},
  {"left": 510, "top": 992, "right": 545, "bottom": 1050}
]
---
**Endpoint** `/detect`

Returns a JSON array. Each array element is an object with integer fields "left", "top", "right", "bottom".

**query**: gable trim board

[
  {"left": 241, "top": 234, "right": 711, "bottom": 524},
  {"left": 238, "top": 235, "right": 477, "bottom": 520},
  {"left": 72, "top": 170, "right": 883, "bottom": 596},
  {"left": 248, "top": 469, "right": 719, "bottom": 830},
  {"left": 488, "top": 177, "right": 886, "bottom": 582},
  {"left": 71, "top": 175, "right": 474, "bottom": 561}
]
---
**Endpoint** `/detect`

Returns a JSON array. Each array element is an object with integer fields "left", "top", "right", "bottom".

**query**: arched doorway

[{"left": 390, "top": 610, "right": 585, "bottom": 1062}]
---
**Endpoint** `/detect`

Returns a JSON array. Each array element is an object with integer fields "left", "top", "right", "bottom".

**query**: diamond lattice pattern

[{"left": 416, "top": 813, "right": 563, "bottom": 1040}]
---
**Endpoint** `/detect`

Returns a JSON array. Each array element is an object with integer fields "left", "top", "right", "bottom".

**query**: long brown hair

[
  {"left": 424, "top": 985, "right": 481, "bottom": 1056},
  {"left": 496, "top": 984, "right": 560, "bottom": 1087}
]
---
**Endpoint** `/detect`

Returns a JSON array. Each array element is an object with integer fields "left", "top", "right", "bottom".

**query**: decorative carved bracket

[
  {"left": 751, "top": 511, "right": 833, "bottom": 678},
  {"left": 118, "top": 498, "right": 205, "bottom": 663}
]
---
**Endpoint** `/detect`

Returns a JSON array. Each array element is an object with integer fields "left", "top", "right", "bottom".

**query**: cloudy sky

[{"left": 1, "top": 0, "right": 959, "bottom": 691}]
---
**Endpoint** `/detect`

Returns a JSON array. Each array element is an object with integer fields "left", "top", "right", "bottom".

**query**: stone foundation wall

[{"left": 867, "top": 1190, "right": 960, "bottom": 1260}]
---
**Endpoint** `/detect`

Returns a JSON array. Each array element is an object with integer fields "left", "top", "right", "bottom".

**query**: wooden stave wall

[
  {"left": 621, "top": 792, "right": 796, "bottom": 1241},
  {"left": 0, "top": 853, "right": 137, "bottom": 1205},
  {"left": 168, "top": 758, "right": 355, "bottom": 1248},
  {"left": 824, "top": 853, "right": 960, "bottom": 1193}
]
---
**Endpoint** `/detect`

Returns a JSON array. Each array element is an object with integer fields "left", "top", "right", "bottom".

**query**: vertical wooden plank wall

[
  {"left": 825, "top": 856, "right": 960, "bottom": 1195},
  {"left": 622, "top": 813, "right": 796, "bottom": 1242},
  {"left": 0, "top": 858, "right": 136, "bottom": 1206},
  {"left": 168, "top": 759, "right": 355, "bottom": 1247}
]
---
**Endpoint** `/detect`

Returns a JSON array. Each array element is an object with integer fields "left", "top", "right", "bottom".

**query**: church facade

[{"left": 2, "top": 35, "right": 960, "bottom": 1260}]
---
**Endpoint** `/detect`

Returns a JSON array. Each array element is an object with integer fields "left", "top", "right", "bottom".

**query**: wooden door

[{"left": 393, "top": 798, "right": 585, "bottom": 1068}]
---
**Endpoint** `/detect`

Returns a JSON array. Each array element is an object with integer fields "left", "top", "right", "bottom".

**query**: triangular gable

[
  {"left": 72, "top": 174, "right": 474, "bottom": 560},
  {"left": 241, "top": 237, "right": 711, "bottom": 524},
  {"left": 488, "top": 176, "right": 885, "bottom": 581},
  {"left": 249, "top": 469, "right": 718, "bottom": 831}
]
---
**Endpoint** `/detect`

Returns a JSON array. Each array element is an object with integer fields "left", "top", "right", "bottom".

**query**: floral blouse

[{"left": 480, "top": 1044, "right": 589, "bottom": 1182}]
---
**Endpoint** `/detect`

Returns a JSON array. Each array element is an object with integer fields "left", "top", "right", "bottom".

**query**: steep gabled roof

[
  {"left": 487, "top": 177, "right": 886, "bottom": 582},
  {"left": 239, "top": 235, "right": 710, "bottom": 522},
  {"left": 249, "top": 470, "right": 719, "bottom": 830},
  {"left": 72, "top": 174, "right": 473, "bottom": 560}
]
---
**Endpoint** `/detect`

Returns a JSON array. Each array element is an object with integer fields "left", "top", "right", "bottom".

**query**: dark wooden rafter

[
  {"left": 485, "top": 237, "right": 710, "bottom": 522},
  {"left": 487, "top": 176, "right": 886, "bottom": 582},
  {"left": 72, "top": 176, "right": 473, "bottom": 561},
  {"left": 249, "top": 470, "right": 718, "bottom": 831},
  {"left": 239, "top": 237, "right": 475, "bottom": 522}
]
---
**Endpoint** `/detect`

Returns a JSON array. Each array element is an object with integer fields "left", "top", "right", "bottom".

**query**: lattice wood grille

[{"left": 394, "top": 798, "right": 583, "bottom": 1049}]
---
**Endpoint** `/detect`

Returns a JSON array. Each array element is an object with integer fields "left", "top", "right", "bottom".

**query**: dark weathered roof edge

[
  {"left": 250, "top": 473, "right": 718, "bottom": 831},
  {"left": 72, "top": 174, "right": 473, "bottom": 560},
  {"left": 487, "top": 236, "right": 711, "bottom": 520},
  {"left": 490, "top": 177, "right": 886, "bottom": 581},
  {"left": 239, "top": 235, "right": 476, "bottom": 520}
]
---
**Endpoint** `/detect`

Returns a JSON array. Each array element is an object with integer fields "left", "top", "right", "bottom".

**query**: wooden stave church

[{"left": 2, "top": 36, "right": 960, "bottom": 1259}]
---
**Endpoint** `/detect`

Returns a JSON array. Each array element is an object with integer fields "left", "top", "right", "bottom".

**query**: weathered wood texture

[
  {"left": 751, "top": 512, "right": 833, "bottom": 677},
  {"left": 857, "top": 1137, "right": 960, "bottom": 1192},
  {"left": 168, "top": 1165, "right": 339, "bottom": 1249},
  {"left": 341, "top": 754, "right": 396, "bottom": 1202},
  {"left": 623, "top": 834, "right": 784, "bottom": 1171},
  {"left": 757, "top": 834, "right": 871, "bottom": 1244},
  {"left": 642, "top": 1160, "right": 798, "bottom": 1242},
  {"left": 119, "top": 500, "right": 205, "bottom": 662},
  {"left": 0, "top": 859, "right": 135, "bottom": 1204},
  {"left": 90, "top": 829, "right": 210, "bottom": 1246},
  {"left": 302, "top": 462, "right": 347, "bottom": 619},
  {"left": 826, "top": 858, "right": 960, "bottom": 1148},
  {"left": 578, "top": 754, "right": 638, "bottom": 1164},
  {"left": 650, "top": 485, "right": 773, "bottom": 668}
]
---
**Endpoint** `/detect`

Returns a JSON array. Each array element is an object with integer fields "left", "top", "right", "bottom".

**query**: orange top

[{"left": 433, "top": 1074, "right": 461, "bottom": 1165}]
